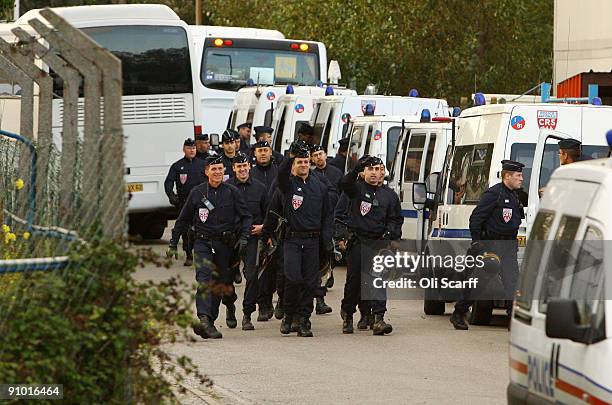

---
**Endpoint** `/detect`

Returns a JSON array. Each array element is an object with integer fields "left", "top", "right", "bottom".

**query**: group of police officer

[
  {"left": 164, "top": 122, "right": 402, "bottom": 338},
  {"left": 165, "top": 118, "right": 592, "bottom": 338}
]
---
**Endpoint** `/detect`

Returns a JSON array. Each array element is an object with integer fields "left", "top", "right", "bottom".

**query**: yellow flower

[
  {"left": 14, "top": 178, "right": 24, "bottom": 190},
  {"left": 1, "top": 224, "right": 10, "bottom": 233},
  {"left": 4, "top": 233, "right": 16, "bottom": 243},
  {"left": 22, "top": 232, "right": 31, "bottom": 240}
]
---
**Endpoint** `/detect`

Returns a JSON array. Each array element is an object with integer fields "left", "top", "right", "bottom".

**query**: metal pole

[{"left": 195, "top": 0, "right": 202, "bottom": 25}]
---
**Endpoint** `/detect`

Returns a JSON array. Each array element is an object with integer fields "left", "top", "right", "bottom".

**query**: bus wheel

[
  {"left": 468, "top": 300, "right": 493, "bottom": 325},
  {"left": 141, "top": 219, "right": 167, "bottom": 240},
  {"left": 423, "top": 300, "right": 445, "bottom": 315}
]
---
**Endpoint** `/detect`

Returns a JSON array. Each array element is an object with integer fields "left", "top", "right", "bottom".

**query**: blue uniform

[
  {"left": 171, "top": 181, "right": 252, "bottom": 321},
  {"left": 277, "top": 157, "right": 333, "bottom": 318},
  {"left": 221, "top": 154, "right": 235, "bottom": 180},
  {"left": 250, "top": 161, "right": 279, "bottom": 193},
  {"left": 339, "top": 170, "right": 403, "bottom": 316},
  {"left": 314, "top": 164, "right": 343, "bottom": 211},
  {"left": 328, "top": 154, "right": 346, "bottom": 173},
  {"left": 227, "top": 176, "right": 268, "bottom": 314}
]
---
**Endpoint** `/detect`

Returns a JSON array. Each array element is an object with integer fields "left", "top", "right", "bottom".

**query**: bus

[
  {"left": 190, "top": 25, "right": 328, "bottom": 134},
  {"left": 14, "top": 4, "right": 202, "bottom": 239}
]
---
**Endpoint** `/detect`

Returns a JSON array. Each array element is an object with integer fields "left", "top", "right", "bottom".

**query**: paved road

[{"left": 134, "top": 231, "right": 510, "bottom": 405}]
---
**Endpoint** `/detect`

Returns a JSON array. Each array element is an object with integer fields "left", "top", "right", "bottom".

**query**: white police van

[
  {"left": 270, "top": 85, "right": 356, "bottom": 155},
  {"left": 508, "top": 153, "right": 612, "bottom": 405},
  {"left": 310, "top": 94, "right": 449, "bottom": 160},
  {"left": 416, "top": 100, "right": 612, "bottom": 319},
  {"left": 227, "top": 84, "right": 298, "bottom": 132}
]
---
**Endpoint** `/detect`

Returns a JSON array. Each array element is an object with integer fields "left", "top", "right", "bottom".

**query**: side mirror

[
  {"left": 545, "top": 299, "right": 590, "bottom": 344},
  {"left": 210, "top": 133, "right": 220, "bottom": 147},
  {"left": 412, "top": 182, "right": 427, "bottom": 210},
  {"left": 425, "top": 172, "right": 440, "bottom": 195}
]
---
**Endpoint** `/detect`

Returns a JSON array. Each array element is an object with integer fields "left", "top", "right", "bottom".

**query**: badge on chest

[
  {"left": 360, "top": 201, "right": 372, "bottom": 216},
  {"left": 180, "top": 173, "right": 188, "bottom": 184},
  {"left": 502, "top": 208, "right": 512, "bottom": 223},
  {"left": 199, "top": 208, "right": 209, "bottom": 222},
  {"left": 292, "top": 194, "right": 304, "bottom": 210}
]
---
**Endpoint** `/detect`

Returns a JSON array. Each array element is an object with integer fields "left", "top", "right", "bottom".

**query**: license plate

[
  {"left": 517, "top": 236, "right": 526, "bottom": 247},
  {"left": 127, "top": 183, "right": 143, "bottom": 192}
]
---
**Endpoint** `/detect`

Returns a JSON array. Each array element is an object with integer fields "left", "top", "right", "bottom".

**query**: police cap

[
  {"left": 294, "top": 147, "right": 310, "bottom": 158},
  {"left": 558, "top": 138, "right": 581, "bottom": 150},
  {"left": 205, "top": 154, "right": 224, "bottom": 167},
  {"left": 310, "top": 144, "right": 324, "bottom": 153},
  {"left": 221, "top": 130, "right": 234, "bottom": 143},
  {"left": 298, "top": 123, "right": 314, "bottom": 135},
  {"left": 254, "top": 126, "right": 274, "bottom": 138},
  {"left": 195, "top": 133, "right": 209, "bottom": 141},
  {"left": 237, "top": 122, "right": 252, "bottom": 130},
  {"left": 184, "top": 138, "right": 196, "bottom": 147},
  {"left": 254, "top": 140, "right": 271, "bottom": 149},
  {"left": 233, "top": 152, "right": 250, "bottom": 164},
  {"left": 501, "top": 159, "right": 524, "bottom": 172},
  {"left": 363, "top": 156, "right": 383, "bottom": 167}
]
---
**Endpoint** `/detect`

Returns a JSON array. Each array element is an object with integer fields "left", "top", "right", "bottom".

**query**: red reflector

[
  {"left": 194, "top": 125, "right": 202, "bottom": 135},
  {"left": 432, "top": 117, "right": 452, "bottom": 122},
  {"left": 290, "top": 43, "right": 299, "bottom": 49},
  {"left": 223, "top": 39, "right": 233, "bottom": 46}
]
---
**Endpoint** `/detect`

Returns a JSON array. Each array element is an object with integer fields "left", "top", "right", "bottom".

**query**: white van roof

[
  {"left": 17, "top": 4, "right": 181, "bottom": 25},
  {"left": 349, "top": 115, "right": 422, "bottom": 124},
  {"left": 459, "top": 102, "right": 612, "bottom": 118}
]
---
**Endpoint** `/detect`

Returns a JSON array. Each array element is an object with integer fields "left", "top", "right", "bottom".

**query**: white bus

[
  {"left": 15, "top": 4, "right": 202, "bottom": 239},
  {"left": 190, "top": 25, "right": 328, "bottom": 134}
]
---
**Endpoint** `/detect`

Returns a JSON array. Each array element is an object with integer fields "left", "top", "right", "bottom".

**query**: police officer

[
  {"left": 196, "top": 133, "right": 213, "bottom": 159},
  {"left": 164, "top": 138, "right": 206, "bottom": 266},
  {"left": 339, "top": 156, "right": 403, "bottom": 335},
  {"left": 328, "top": 137, "right": 349, "bottom": 172},
  {"left": 250, "top": 140, "right": 279, "bottom": 191},
  {"left": 168, "top": 155, "right": 252, "bottom": 339},
  {"left": 220, "top": 130, "right": 238, "bottom": 180},
  {"left": 450, "top": 159, "right": 524, "bottom": 330},
  {"left": 226, "top": 152, "right": 268, "bottom": 330},
  {"left": 277, "top": 141, "right": 333, "bottom": 337},
  {"left": 559, "top": 138, "right": 591, "bottom": 164},
  {"left": 238, "top": 122, "right": 252, "bottom": 153},
  {"left": 253, "top": 125, "right": 284, "bottom": 163}
]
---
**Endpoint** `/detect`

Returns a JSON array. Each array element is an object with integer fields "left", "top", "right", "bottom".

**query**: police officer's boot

[
  {"left": 274, "top": 300, "right": 284, "bottom": 320},
  {"left": 450, "top": 310, "right": 469, "bottom": 330},
  {"left": 315, "top": 297, "right": 333, "bottom": 315},
  {"left": 280, "top": 313, "right": 293, "bottom": 335},
  {"left": 233, "top": 267, "right": 242, "bottom": 284},
  {"left": 242, "top": 311, "right": 254, "bottom": 331},
  {"left": 226, "top": 303, "right": 237, "bottom": 329},
  {"left": 372, "top": 314, "right": 393, "bottom": 335},
  {"left": 193, "top": 315, "right": 223, "bottom": 339},
  {"left": 266, "top": 302, "right": 274, "bottom": 320},
  {"left": 257, "top": 304, "right": 269, "bottom": 322},
  {"left": 290, "top": 317, "right": 300, "bottom": 333},
  {"left": 183, "top": 252, "right": 193, "bottom": 267},
  {"left": 297, "top": 316, "right": 313, "bottom": 337},
  {"left": 325, "top": 270, "right": 335, "bottom": 289},
  {"left": 341, "top": 310, "right": 354, "bottom": 334},
  {"left": 356, "top": 309, "right": 370, "bottom": 330}
]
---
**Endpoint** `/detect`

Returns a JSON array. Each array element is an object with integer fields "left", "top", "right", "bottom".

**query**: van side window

[
  {"left": 363, "top": 126, "right": 374, "bottom": 160},
  {"left": 423, "top": 135, "right": 437, "bottom": 179},
  {"left": 403, "top": 134, "right": 426, "bottom": 182},
  {"left": 346, "top": 126, "right": 364, "bottom": 172},
  {"left": 293, "top": 120, "right": 308, "bottom": 141},
  {"left": 510, "top": 143, "right": 535, "bottom": 205},
  {"left": 386, "top": 127, "right": 403, "bottom": 170},
  {"left": 246, "top": 109, "right": 255, "bottom": 124},
  {"left": 320, "top": 112, "right": 333, "bottom": 148},
  {"left": 228, "top": 111, "right": 235, "bottom": 130},
  {"left": 569, "top": 226, "right": 605, "bottom": 340},
  {"left": 447, "top": 144, "right": 493, "bottom": 204},
  {"left": 264, "top": 107, "right": 273, "bottom": 127},
  {"left": 273, "top": 106, "right": 286, "bottom": 152},
  {"left": 538, "top": 215, "right": 581, "bottom": 313},
  {"left": 516, "top": 210, "right": 555, "bottom": 311}
]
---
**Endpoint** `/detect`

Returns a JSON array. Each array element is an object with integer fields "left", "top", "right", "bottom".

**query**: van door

[
  {"left": 272, "top": 104, "right": 287, "bottom": 153},
  {"left": 346, "top": 123, "right": 365, "bottom": 172}
]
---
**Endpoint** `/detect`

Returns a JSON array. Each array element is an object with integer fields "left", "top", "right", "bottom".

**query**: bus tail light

[
  {"left": 299, "top": 43, "right": 309, "bottom": 51},
  {"left": 214, "top": 38, "right": 223, "bottom": 47},
  {"left": 223, "top": 39, "right": 233, "bottom": 46},
  {"left": 290, "top": 43, "right": 299, "bottom": 49}
]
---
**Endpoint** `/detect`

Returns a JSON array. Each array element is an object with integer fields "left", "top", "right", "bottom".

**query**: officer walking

[
  {"left": 277, "top": 142, "right": 333, "bottom": 337},
  {"left": 450, "top": 160, "right": 524, "bottom": 330},
  {"left": 328, "top": 137, "right": 349, "bottom": 172},
  {"left": 253, "top": 125, "right": 284, "bottom": 163},
  {"left": 250, "top": 140, "right": 280, "bottom": 191},
  {"left": 226, "top": 153, "right": 268, "bottom": 330},
  {"left": 168, "top": 155, "right": 252, "bottom": 339},
  {"left": 220, "top": 130, "right": 238, "bottom": 180},
  {"left": 237, "top": 122, "right": 252, "bottom": 153},
  {"left": 164, "top": 138, "right": 206, "bottom": 266},
  {"left": 339, "top": 156, "right": 402, "bottom": 335},
  {"left": 195, "top": 133, "right": 214, "bottom": 159}
]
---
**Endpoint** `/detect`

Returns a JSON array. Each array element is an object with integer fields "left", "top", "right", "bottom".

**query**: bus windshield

[
  {"left": 81, "top": 25, "right": 192, "bottom": 96},
  {"left": 202, "top": 44, "right": 319, "bottom": 91}
]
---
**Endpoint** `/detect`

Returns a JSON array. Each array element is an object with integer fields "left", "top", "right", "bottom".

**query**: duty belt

[
  {"left": 285, "top": 230, "right": 320, "bottom": 239},
  {"left": 197, "top": 231, "right": 235, "bottom": 242}
]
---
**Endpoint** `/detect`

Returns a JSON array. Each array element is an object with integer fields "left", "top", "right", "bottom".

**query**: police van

[
  {"left": 416, "top": 101, "right": 612, "bottom": 318},
  {"left": 508, "top": 154, "right": 612, "bottom": 405},
  {"left": 310, "top": 94, "right": 449, "bottom": 160},
  {"left": 270, "top": 85, "right": 356, "bottom": 154}
]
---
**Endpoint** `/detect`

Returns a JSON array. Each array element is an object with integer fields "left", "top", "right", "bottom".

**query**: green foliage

[{"left": 0, "top": 242, "right": 208, "bottom": 404}]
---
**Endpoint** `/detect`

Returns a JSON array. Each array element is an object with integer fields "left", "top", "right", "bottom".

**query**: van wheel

[
  {"left": 423, "top": 300, "right": 445, "bottom": 315},
  {"left": 141, "top": 219, "right": 167, "bottom": 240},
  {"left": 468, "top": 300, "right": 493, "bottom": 325}
]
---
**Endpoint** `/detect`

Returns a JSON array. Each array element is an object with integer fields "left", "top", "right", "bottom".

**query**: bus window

[
  {"left": 80, "top": 26, "right": 192, "bottom": 96},
  {"left": 346, "top": 125, "right": 364, "bottom": 171},
  {"left": 201, "top": 41, "right": 320, "bottom": 91}
]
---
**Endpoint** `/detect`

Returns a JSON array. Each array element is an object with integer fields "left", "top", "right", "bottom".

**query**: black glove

[
  {"left": 237, "top": 238, "right": 248, "bottom": 258},
  {"left": 467, "top": 241, "right": 484, "bottom": 257},
  {"left": 166, "top": 245, "right": 178, "bottom": 260},
  {"left": 169, "top": 194, "right": 180, "bottom": 206},
  {"left": 382, "top": 231, "right": 393, "bottom": 240}
]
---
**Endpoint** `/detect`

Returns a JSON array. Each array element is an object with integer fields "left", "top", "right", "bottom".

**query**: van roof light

[
  {"left": 325, "top": 85, "right": 334, "bottom": 96},
  {"left": 452, "top": 107, "right": 462, "bottom": 117},
  {"left": 473, "top": 92, "right": 486, "bottom": 106},
  {"left": 420, "top": 109, "right": 431, "bottom": 122},
  {"left": 408, "top": 88, "right": 419, "bottom": 97},
  {"left": 364, "top": 104, "right": 375, "bottom": 115},
  {"left": 246, "top": 78, "right": 255, "bottom": 87},
  {"left": 592, "top": 97, "right": 602, "bottom": 106},
  {"left": 316, "top": 80, "right": 324, "bottom": 88},
  {"left": 286, "top": 85, "right": 295, "bottom": 95},
  {"left": 606, "top": 129, "right": 612, "bottom": 147}
]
